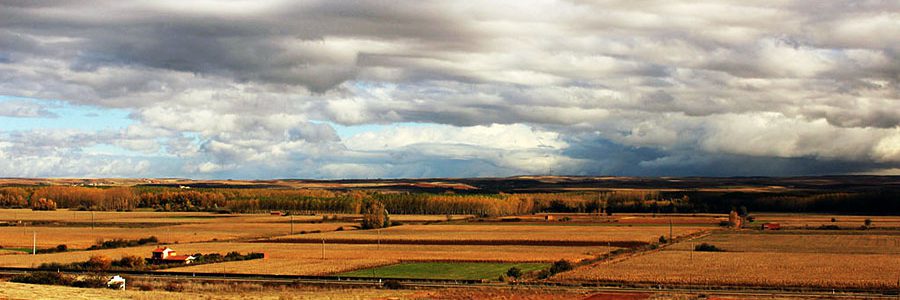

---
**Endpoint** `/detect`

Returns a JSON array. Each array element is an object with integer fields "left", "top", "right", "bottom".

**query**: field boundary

[
  {"left": 252, "top": 238, "right": 648, "bottom": 248},
  {"left": 1, "top": 267, "right": 898, "bottom": 296}
]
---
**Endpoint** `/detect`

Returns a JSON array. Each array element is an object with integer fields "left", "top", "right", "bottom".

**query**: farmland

[
  {"left": 336, "top": 262, "right": 550, "bottom": 280},
  {"left": 665, "top": 231, "right": 900, "bottom": 254},
  {"left": 2, "top": 176, "right": 900, "bottom": 298},
  {"left": 557, "top": 228, "right": 900, "bottom": 290},
  {"left": 0, "top": 238, "right": 613, "bottom": 275},
  {"left": 556, "top": 250, "right": 900, "bottom": 289},
  {"left": 265, "top": 224, "right": 710, "bottom": 246}
]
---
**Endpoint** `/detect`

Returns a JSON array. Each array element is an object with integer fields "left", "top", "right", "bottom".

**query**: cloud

[
  {"left": 0, "top": 100, "right": 58, "bottom": 118},
  {"left": 0, "top": 1, "right": 897, "bottom": 178}
]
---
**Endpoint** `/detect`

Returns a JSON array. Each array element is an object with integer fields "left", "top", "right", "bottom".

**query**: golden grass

[
  {"left": 0, "top": 281, "right": 152, "bottom": 300},
  {"left": 557, "top": 250, "right": 900, "bottom": 289},
  {"left": 0, "top": 281, "right": 417, "bottom": 300},
  {"left": 666, "top": 232, "right": 900, "bottom": 254},
  {"left": 271, "top": 224, "right": 708, "bottom": 244}
]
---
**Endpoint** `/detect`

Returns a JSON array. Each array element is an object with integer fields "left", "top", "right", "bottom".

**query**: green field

[{"left": 336, "top": 262, "right": 549, "bottom": 280}]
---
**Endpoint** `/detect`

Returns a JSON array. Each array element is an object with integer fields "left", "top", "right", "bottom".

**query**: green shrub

[
  {"left": 549, "top": 259, "right": 573, "bottom": 275},
  {"left": 506, "top": 267, "right": 522, "bottom": 278}
]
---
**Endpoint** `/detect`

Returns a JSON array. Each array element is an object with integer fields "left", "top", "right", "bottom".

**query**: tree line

[{"left": 1, "top": 185, "right": 898, "bottom": 215}]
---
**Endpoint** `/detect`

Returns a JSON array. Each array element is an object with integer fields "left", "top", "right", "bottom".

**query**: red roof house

[
  {"left": 761, "top": 223, "right": 781, "bottom": 230},
  {"left": 151, "top": 247, "right": 195, "bottom": 264}
]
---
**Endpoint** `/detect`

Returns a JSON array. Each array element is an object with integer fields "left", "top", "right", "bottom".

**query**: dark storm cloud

[{"left": 0, "top": 0, "right": 898, "bottom": 178}]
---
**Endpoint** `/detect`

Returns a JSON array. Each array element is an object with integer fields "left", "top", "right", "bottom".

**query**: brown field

[
  {"left": 0, "top": 221, "right": 357, "bottom": 248},
  {"left": 556, "top": 250, "right": 900, "bottom": 289},
  {"left": 268, "top": 224, "right": 709, "bottom": 245},
  {"left": 0, "top": 242, "right": 612, "bottom": 275},
  {"left": 500, "top": 213, "right": 725, "bottom": 225},
  {"left": 666, "top": 232, "right": 900, "bottom": 254},
  {"left": 750, "top": 213, "right": 900, "bottom": 228}
]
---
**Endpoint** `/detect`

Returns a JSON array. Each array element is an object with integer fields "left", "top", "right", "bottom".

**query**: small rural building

[
  {"left": 106, "top": 275, "right": 126, "bottom": 290},
  {"left": 761, "top": 223, "right": 781, "bottom": 230},
  {"left": 151, "top": 247, "right": 195, "bottom": 264},
  {"left": 545, "top": 215, "right": 555, "bottom": 221}
]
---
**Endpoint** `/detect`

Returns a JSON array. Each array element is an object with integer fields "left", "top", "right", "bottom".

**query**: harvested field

[
  {"left": 556, "top": 251, "right": 900, "bottom": 289},
  {"left": 336, "top": 262, "right": 550, "bottom": 280},
  {"left": 0, "top": 242, "right": 612, "bottom": 275},
  {"left": 666, "top": 232, "right": 900, "bottom": 254},
  {"left": 161, "top": 242, "right": 610, "bottom": 276},
  {"left": 265, "top": 224, "right": 709, "bottom": 246},
  {"left": 504, "top": 213, "right": 725, "bottom": 226},
  {"left": 0, "top": 222, "right": 355, "bottom": 248},
  {"left": 750, "top": 214, "right": 900, "bottom": 229}
]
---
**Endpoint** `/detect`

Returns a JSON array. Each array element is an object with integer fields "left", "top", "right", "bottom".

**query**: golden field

[
  {"left": 0, "top": 241, "right": 613, "bottom": 275},
  {"left": 0, "top": 221, "right": 357, "bottom": 248},
  {"left": 750, "top": 213, "right": 900, "bottom": 228},
  {"left": 556, "top": 250, "right": 900, "bottom": 289},
  {"left": 0, "top": 281, "right": 419, "bottom": 300},
  {"left": 269, "top": 224, "right": 709, "bottom": 244},
  {"left": 666, "top": 232, "right": 900, "bottom": 254}
]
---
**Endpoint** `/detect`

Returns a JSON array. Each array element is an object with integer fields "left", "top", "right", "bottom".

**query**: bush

[
  {"left": 55, "top": 244, "right": 68, "bottom": 252},
  {"left": 694, "top": 243, "right": 724, "bottom": 252},
  {"left": 658, "top": 235, "right": 668, "bottom": 244},
  {"left": 115, "top": 255, "right": 146, "bottom": 269},
  {"left": 71, "top": 275, "right": 107, "bottom": 288},
  {"left": 383, "top": 280, "right": 403, "bottom": 289},
  {"left": 10, "top": 272, "right": 73, "bottom": 285},
  {"left": 86, "top": 255, "right": 112, "bottom": 271},
  {"left": 536, "top": 269, "right": 551, "bottom": 279},
  {"left": 864, "top": 218, "right": 873, "bottom": 227},
  {"left": 164, "top": 282, "right": 184, "bottom": 292},
  {"left": 549, "top": 259, "right": 573, "bottom": 275},
  {"left": 817, "top": 224, "right": 840, "bottom": 230},
  {"left": 506, "top": 267, "right": 522, "bottom": 278},
  {"left": 88, "top": 236, "right": 158, "bottom": 250}
]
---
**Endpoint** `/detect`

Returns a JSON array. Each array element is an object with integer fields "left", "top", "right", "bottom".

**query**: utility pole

[
  {"left": 290, "top": 215, "right": 294, "bottom": 235},
  {"left": 91, "top": 211, "right": 95, "bottom": 230},
  {"left": 32, "top": 231, "right": 36, "bottom": 256},
  {"left": 669, "top": 218, "right": 673, "bottom": 243},
  {"left": 690, "top": 242, "right": 694, "bottom": 260},
  {"left": 321, "top": 232, "right": 325, "bottom": 260}
]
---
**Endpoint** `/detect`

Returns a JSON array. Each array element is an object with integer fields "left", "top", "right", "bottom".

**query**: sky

[{"left": 0, "top": 0, "right": 898, "bottom": 179}]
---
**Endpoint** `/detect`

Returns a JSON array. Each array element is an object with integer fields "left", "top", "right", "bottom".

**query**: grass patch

[
  {"left": 1, "top": 248, "right": 32, "bottom": 254},
  {"left": 336, "top": 262, "right": 549, "bottom": 280}
]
